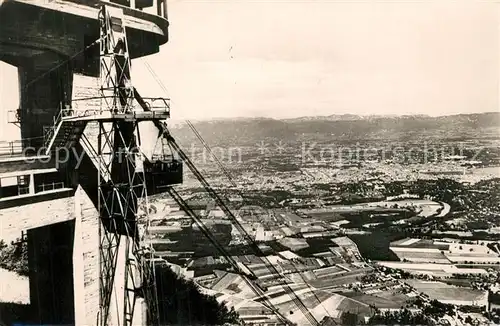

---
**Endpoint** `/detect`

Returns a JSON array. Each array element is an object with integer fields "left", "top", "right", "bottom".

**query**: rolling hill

[{"left": 170, "top": 112, "right": 500, "bottom": 146}]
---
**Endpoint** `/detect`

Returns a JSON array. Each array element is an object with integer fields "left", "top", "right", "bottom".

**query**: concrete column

[
  {"left": 28, "top": 173, "right": 35, "bottom": 195},
  {"left": 156, "top": 0, "right": 161, "bottom": 16},
  {"left": 75, "top": 185, "right": 100, "bottom": 325},
  {"left": 18, "top": 61, "right": 73, "bottom": 150},
  {"left": 162, "top": 0, "right": 168, "bottom": 19},
  {"left": 73, "top": 185, "right": 86, "bottom": 324}
]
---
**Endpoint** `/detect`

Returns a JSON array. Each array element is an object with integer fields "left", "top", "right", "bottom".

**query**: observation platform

[
  {"left": 64, "top": 96, "right": 171, "bottom": 121},
  {"left": 60, "top": 109, "right": 170, "bottom": 122},
  {"left": 0, "top": 143, "right": 55, "bottom": 174},
  {"left": 0, "top": 0, "right": 170, "bottom": 75}
]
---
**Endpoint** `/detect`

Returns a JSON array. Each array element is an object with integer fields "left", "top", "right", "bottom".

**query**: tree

[
  {"left": 155, "top": 265, "right": 241, "bottom": 325},
  {"left": 341, "top": 311, "right": 359, "bottom": 326},
  {"left": 0, "top": 238, "right": 28, "bottom": 276}
]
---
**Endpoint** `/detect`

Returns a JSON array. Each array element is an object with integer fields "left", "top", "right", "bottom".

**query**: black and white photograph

[{"left": 0, "top": 0, "right": 499, "bottom": 325}]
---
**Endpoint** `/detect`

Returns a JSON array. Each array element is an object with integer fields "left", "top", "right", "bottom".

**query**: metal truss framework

[
  {"left": 94, "top": 5, "right": 159, "bottom": 326},
  {"left": 31, "top": 3, "right": 312, "bottom": 325},
  {"left": 95, "top": 121, "right": 158, "bottom": 326},
  {"left": 22, "top": 3, "right": 175, "bottom": 326},
  {"left": 28, "top": 2, "right": 319, "bottom": 325}
]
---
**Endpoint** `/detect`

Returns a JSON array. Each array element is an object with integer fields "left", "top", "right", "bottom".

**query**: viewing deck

[
  {"left": 66, "top": 95, "right": 171, "bottom": 120},
  {"left": 0, "top": 0, "right": 170, "bottom": 75},
  {"left": 60, "top": 109, "right": 170, "bottom": 122},
  {"left": 0, "top": 142, "right": 55, "bottom": 174}
]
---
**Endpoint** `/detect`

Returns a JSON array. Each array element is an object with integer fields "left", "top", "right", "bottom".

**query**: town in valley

[{"left": 138, "top": 113, "right": 500, "bottom": 325}]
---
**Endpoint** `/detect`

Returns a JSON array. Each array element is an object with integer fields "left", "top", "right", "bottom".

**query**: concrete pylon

[
  {"left": 73, "top": 185, "right": 145, "bottom": 326},
  {"left": 73, "top": 185, "right": 100, "bottom": 325}
]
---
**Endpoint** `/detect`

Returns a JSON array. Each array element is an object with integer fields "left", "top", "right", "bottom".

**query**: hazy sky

[
  {"left": 136, "top": 0, "right": 499, "bottom": 120},
  {"left": 0, "top": 0, "right": 499, "bottom": 140}
]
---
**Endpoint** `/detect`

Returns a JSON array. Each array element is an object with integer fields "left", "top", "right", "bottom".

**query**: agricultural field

[
  {"left": 368, "top": 199, "right": 443, "bottom": 218},
  {"left": 299, "top": 290, "right": 332, "bottom": 309},
  {"left": 278, "top": 237, "right": 309, "bottom": 251},
  {"left": 403, "top": 280, "right": 488, "bottom": 305},
  {"left": 285, "top": 293, "right": 373, "bottom": 325},
  {"left": 343, "top": 293, "right": 403, "bottom": 309},
  {"left": 373, "top": 290, "right": 413, "bottom": 306},
  {"left": 294, "top": 237, "right": 339, "bottom": 257},
  {"left": 299, "top": 205, "right": 414, "bottom": 228},
  {"left": 442, "top": 278, "right": 474, "bottom": 287},
  {"left": 391, "top": 238, "right": 450, "bottom": 250},
  {"left": 313, "top": 265, "right": 345, "bottom": 277},
  {"left": 334, "top": 297, "right": 372, "bottom": 318},
  {"left": 308, "top": 268, "right": 372, "bottom": 289},
  {"left": 390, "top": 250, "right": 450, "bottom": 264},
  {"left": 348, "top": 231, "right": 406, "bottom": 261},
  {"left": 298, "top": 199, "right": 447, "bottom": 229}
]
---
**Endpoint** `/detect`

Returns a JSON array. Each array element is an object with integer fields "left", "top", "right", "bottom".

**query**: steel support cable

[
  {"left": 132, "top": 70, "right": 320, "bottom": 325},
  {"left": 137, "top": 62, "right": 319, "bottom": 325},
  {"left": 156, "top": 188, "right": 281, "bottom": 322},
  {"left": 128, "top": 81, "right": 253, "bottom": 322},
  {"left": 180, "top": 111, "right": 333, "bottom": 319},
  {"left": 138, "top": 165, "right": 160, "bottom": 326},
  {"left": 166, "top": 187, "right": 290, "bottom": 325},
  {"left": 131, "top": 85, "right": 289, "bottom": 323},
  {"left": 180, "top": 118, "right": 330, "bottom": 319},
  {"left": 185, "top": 120, "right": 238, "bottom": 188},
  {"left": 172, "top": 135, "right": 319, "bottom": 326},
  {"left": 155, "top": 127, "right": 319, "bottom": 326},
  {"left": 142, "top": 61, "right": 235, "bottom": 187},
  {"left": 154, "top": 183, "right": 285, "bottom": 323},
  {"left": 183, "top": 121, "right": 332, "bottom": 319},
  {"left": 142, "top": 60, "right": 237, "bottom": 186}
]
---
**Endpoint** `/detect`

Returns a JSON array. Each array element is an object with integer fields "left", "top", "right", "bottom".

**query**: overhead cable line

[
  {"left": 140, "top": 60, "right": 322, "bottom": 326},
  {"left": 167, "top": 187, "right": 290, "bottom": 325},
  {"left": 140, "top": 60, "right": 328, "bottom": 324}
]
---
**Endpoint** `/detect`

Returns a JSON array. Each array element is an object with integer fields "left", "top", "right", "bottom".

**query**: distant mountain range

[
  {"left": 284, "top": 113, "right": 428, "bottom": 122},
  {"left": 170, "top": 112, "right": 500, "bottom": 146}
]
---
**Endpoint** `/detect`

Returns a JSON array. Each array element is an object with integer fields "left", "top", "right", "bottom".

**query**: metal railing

[
  {"left": 0, "top": 139, "right": 47, "bottom": 157},
  {"left": 149, "top": 155, "right": 182, "bottom": 168},
  {"left": 0, "top": 141, "right": 24, "bottom": 156},
  {"left": 156, "top": 0, "right": 168, "bottom": 19},
  {"left": 60, "top": 108, "right": 104, "bottom": 118},
  {"left": 42, "top": 108, "right": 64, "bottom": 151},
  {"left": 144, "top": 97, "right": 170, "bottom": 112},
  {"left": 70, "top": 95, "right": 170, "bottom": 116},
  {"left": 38, "top": 94, "right": 171, "bottom": 152},
  {"left": 129, "top": 0, "right": 168, "bottom": 19}
]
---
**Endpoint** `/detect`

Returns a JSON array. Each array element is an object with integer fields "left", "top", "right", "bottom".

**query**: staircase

[{"left": 44, "top": 118, "right": 88, "bottom": 155}]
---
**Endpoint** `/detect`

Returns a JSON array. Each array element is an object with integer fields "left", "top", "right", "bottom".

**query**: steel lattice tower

[{"left": 93, "top": 6, "right": 160, "bottom": 325}]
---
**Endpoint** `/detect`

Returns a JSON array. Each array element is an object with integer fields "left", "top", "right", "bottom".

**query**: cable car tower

[
  {"left": 93, "top": 5, "right": 180, "bottom": 325},
  {"left": 41, "top": 5, "right": 176, "bottom": 325},
  {"left": 39, "top": 4, "right": 315, "bottom": 326},
  {"left": 96, "top": 6, "right": 157, "bottom": 325}
]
